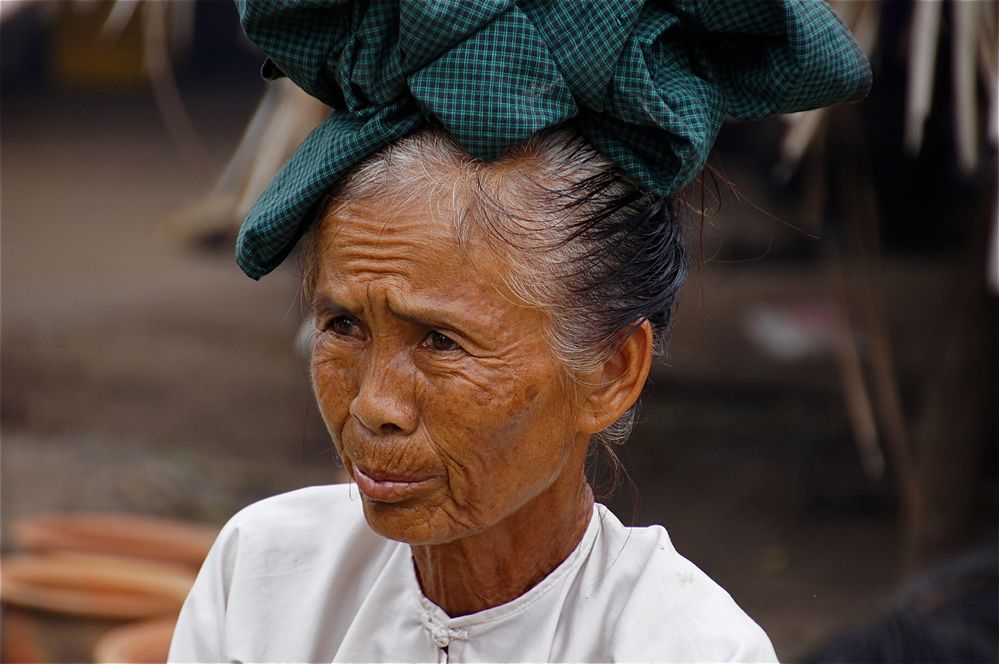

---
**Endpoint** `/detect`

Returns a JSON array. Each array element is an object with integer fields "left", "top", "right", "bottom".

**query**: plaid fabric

[{"left": 235, "top": 0, "right": 871, "bottom": 279}]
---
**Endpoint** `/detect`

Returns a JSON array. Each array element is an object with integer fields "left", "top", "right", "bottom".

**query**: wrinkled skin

[{"left": 310, "top": 194, "right": 650, "bottom": 616}]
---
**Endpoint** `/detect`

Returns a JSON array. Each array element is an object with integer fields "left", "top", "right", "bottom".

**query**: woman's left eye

[{"left": 425, "top": 331, "right": 460, "bottom": 352}]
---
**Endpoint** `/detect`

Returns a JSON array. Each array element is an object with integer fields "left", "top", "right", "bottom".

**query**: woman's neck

[{"left": 410, "top": 469, "right": 594, "bottom": 617}]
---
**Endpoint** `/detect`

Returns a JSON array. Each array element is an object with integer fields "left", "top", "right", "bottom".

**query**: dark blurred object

[
  {"left": 0, "top": 2, "right": 46, "bottom": 92},
  {"left": 808, "top": 548, "right": 999, "bottom": 663},
  {"left": 748, "top": 0, "right": 998, "bottom": 575},
  {"left": 50, "top": 1, "right": 146, "bottom": 87}
]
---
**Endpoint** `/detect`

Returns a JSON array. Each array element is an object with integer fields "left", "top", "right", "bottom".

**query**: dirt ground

[{"left": 1, "top": 81, "right": 992, "bottom": 661}]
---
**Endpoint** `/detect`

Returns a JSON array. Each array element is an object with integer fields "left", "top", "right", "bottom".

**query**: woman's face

[{"left": 310, "top": 195, "right": 586, "bottom": 545}]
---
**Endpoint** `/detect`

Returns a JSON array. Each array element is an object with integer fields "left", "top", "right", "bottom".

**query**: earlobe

[{"left": 578, "top": 320, "right": 654, "bottom": 434}]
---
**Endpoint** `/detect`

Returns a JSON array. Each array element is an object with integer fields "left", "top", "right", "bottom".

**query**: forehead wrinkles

[
  {"left": 312, "top": 134, "right": 553, "bottom": 311},
  {"left": 317, "top": 194, "right": 453, "bottom": 280}
]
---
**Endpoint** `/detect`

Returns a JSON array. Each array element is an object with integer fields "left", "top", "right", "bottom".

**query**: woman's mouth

[{"left": 351, "top": 464, "right": 435, "bottom": 503}]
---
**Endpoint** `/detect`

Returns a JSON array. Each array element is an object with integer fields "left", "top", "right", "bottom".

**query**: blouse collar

[{"left": 407, "top": 504, "right": 603, "bottom": 647}]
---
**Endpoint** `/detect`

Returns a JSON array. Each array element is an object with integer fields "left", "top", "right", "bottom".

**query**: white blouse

[{"left": 169, "top": 484, "right": 777, "bottom": 662}]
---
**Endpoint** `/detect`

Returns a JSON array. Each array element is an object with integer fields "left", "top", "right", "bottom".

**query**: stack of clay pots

[{"left": 1, "top": 513, "right": 217, "bottom": 662}]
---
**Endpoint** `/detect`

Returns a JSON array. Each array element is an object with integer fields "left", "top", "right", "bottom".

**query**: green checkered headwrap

[{"left": 235, "top": 0, "right": 871, "bottom": 279}]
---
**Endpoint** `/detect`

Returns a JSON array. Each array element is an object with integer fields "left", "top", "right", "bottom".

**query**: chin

[{"left": 360, "top": 496, "right": 458, "bottom": 546}]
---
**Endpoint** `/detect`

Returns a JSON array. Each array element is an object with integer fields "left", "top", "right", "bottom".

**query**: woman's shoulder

[
  {"left": 212, "top": 483, "right": 386, "bottom": 578},
  {"left": 225, "top": 482, "right": 362, "bottom": 531},
  {"left": 222, "top": 483, "right": 364, "bottom": 539},
  {"left": 577, "top": 505, "right": 777, "bottom": 661},
  {"left": 170, "top": 484, "right": 398, "bottom": 661}
]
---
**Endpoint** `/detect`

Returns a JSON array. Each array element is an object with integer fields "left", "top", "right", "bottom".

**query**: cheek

[
  {"left": 310, "top": 340, "right": 359, "bottom": 446},
  {"left": 421, "top": 361, "right": 575, "bottom": 510},
  {"left": 423, "top": 356, "right": 563, "bottom": 435}
]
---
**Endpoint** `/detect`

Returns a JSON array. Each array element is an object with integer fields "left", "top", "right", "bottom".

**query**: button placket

[{"left": 421, "top": 611, "right": 468, "bottom": 652}]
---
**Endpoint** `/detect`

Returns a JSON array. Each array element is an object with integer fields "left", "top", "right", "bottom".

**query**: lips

[{"left": 351, "top": 463, "right": 435, "bottom": 503}]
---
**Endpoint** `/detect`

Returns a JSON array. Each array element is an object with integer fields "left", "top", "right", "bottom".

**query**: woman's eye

[
  {"left": 426, "top": 331, "right": 460, "bottom": 352},
  {"left": 328, "top": 316, "right": 360, "bottom": 337}
]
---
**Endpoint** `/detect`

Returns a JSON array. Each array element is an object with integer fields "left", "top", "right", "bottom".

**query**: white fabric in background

[{"left": 168, "top": 484, "right": 777, "bottom": 663}]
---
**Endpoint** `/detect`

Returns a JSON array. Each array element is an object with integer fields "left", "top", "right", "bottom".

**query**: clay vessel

[
  {"left": 11, "top": 513, "right": 217, "bottom": 567},
  {"left": 93, "top": 616, "right": 178, "bottom": 664},
  {"left": 1, "top": 552, "right": 195, "bottom": 620}
]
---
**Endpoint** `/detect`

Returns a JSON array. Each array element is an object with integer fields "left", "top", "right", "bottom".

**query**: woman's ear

[{"left": 577, "top": 320, "right": 654, "bottom": 434}]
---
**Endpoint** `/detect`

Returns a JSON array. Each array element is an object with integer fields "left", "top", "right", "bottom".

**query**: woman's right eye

[{"left": 328, "top": 316, "right": 360, "bottom": 337}]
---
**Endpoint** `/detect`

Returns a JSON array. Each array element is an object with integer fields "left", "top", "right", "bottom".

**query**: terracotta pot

[
  {"left": 0, "top": 552, "right": 195, "bottom": 620},
  {"left": 0, "top": 609, "right": 50, "bottom": 663},
  {"left": 1, "top": 606, "right": 123, "bottom": 663},
  {"left": 10, "top": 513, "right": 217, "bottom": 567},
  {"left": 93, "top": 616, "right": 178, "bottom": 664}
]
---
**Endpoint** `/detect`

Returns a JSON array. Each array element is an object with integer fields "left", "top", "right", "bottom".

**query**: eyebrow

[
  {"left": 311, "top": 292, "right": 488, "bottom": 337},
  {"left": 312, "top": 294, "right": 351, "bottom": 317}
]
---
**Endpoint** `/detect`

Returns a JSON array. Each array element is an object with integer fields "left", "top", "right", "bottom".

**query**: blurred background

[{"left": 1, "top": 1, "right": 996, "bottom": 662}]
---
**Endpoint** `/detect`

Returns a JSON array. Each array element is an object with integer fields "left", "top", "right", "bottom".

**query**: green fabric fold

[{"left": 235, "top": 0, "right": 871, "bottom": 280}]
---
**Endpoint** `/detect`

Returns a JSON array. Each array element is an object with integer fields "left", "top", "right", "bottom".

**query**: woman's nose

[{"left": 349, "top": 353, "right": 417, "bottom": 436}]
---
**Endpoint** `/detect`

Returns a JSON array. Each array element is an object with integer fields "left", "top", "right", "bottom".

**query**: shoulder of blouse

[
  {"left": 209, "top": 483, "right": 384, "bottom": 585},
  {"left": 581, "top": 505, "right": 778, "bottom": 662}
]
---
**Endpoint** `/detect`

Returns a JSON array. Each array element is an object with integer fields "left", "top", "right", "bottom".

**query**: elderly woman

[{"left": 169, "top": 1, "right": 870, "bottom": 661}]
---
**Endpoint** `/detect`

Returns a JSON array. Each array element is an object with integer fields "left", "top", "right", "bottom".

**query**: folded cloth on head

[{"left": 235, "top": 0, "right": 872, "bottom": 280}]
